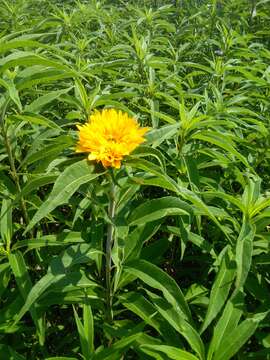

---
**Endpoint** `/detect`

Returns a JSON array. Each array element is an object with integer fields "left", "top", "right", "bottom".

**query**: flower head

[{"left": 76, "top": 108, "right": 149, "bottom": 169}]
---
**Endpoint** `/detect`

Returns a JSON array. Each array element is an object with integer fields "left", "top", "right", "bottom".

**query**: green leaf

[
  {"left": 24, "top": 160, "right": 104, "bottom": 233},
  {"left": 146, "top": 292, "right": 204, "bottom": 360},
  {"left": 145, "top": 124, "right": 179, "bottom": 147},
  {"left": 141, "top": 344, "right": 200, "bottom": 360},
  {"left": 13, "top": 243, "right": 99, "bottom": 326},
  {"left": 13, "top": 272, "right": 65, "bottom": 327},
  {"left": 235, "top": 219, "right": 255, "bottom": 293},
  {"left": 0, "top": 53, "right": 77, "bottom": 77},
  {"left": 138, "top": 105, "right": 177, "bottom": 125},
  {"left": 74, "top": 78, "right": 89, "bottom": 111},
  {"left": 73, "top": 304, "right": 93, "bottom": 360},
  {"left": 0, "top": 78, "right": 22, "bottom": 111},
  {"left": 192, "top": 131, "right": 249, "bottom": 168},
  {"left": 184, "top": 156, "right": 201, "bottom": 190},
  {"left": 0, "top": 262, "right": 10, "bottom": 297},
  {"left": 200, "top": 249, "right": 235, "bottom": 334},
  {"left": 13, "top": 174, "right": 58, "bottom": 207},
  {"left": 20, "top": 137, "right": 73, "bottom": 168},
  {"left": 213, "top": 312, "right": 268, "bottom": 360},
  {"left": 1, "top": 198, "right": 12, "bottom": 245},
  {"left": 50, "top": 271, "right": 100, "bottom": 295},
  {"left": 130, "top": 145, "right": 166, "bottom": 171},
  {"left": 242, "top": 178, "right": 261, "bottom": 216},
  {"left": 9, "top": 251, "right": 45, "bottom": 345},
  {"left": 88, "top": 222, "right": 104, "bottom": 275},
  {"left": 128, "top": 196, "right": 193, "bottom": 226},
  {"left": 126, "top": 158, "right": 230, "bottom": 239},
  {"left": 13, "top": 231, "right": 84, "bottom": 251},
  {"left": 123, "top": 221, "right": 161, "bottom": 262},
  {"left": 10, "top": 114, "right": 62, "bottom": 130},
  {"left": 93, "top": 334, "right": 141, "bottom": 360},
  {"left": 49, "top": 243, "right": 102, "bottom": 270},
  {"left": 25, "top": 87, "right": 72, "bottom": 113},
  {"left": 83, "top": 300, "right": 94, "bottom": 354},
  {"left": 124, "top": 259, "right": 192, "bottom": 322},
  {"left": 120, "top": 292, "right": 179, "bottom": 345},
  {"left": 207, "top": 292, "right": 244, "bottom": 360},
  {"left": 0, "top": 40, "right": 48, "bottom": 54}
]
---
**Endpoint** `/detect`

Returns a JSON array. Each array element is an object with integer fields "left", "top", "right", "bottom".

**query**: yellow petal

[
  {"left": 76, "top": 109, "right": 150, "bottom": 168},
  {"left": 88, "top": 153, "right": 97, "bottom": 160}
]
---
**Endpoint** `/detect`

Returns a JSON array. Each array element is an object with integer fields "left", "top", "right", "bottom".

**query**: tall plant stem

[
  {"left": 105, "top": 180, "right": 116, "bottom": 323},
  {"left": 1, "top": 102, "right": 30, "bottom": 228},
  {"left": 2, "top": 127, "right": 30, "bottom": 226}
]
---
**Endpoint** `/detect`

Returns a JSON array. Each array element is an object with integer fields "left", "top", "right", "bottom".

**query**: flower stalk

[{"left": 105, "top": 178, "right": 116, "bottom": 323}]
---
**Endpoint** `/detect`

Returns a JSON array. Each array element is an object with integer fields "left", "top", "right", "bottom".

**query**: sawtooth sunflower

[{"left": 76, "top": 108, "right": 149, "bottom": 169}]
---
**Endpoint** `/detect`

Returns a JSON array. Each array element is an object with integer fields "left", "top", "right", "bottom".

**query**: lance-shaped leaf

[
  {"left": 207, "top": 292, "right": 244, "bottom": 360},
  {"left": 141, "top": 344, "right": 200, "bottom": 360},
  {"left": 235, "top": 219, "right": 255, "bottom": 293},
  {"left": 25, "top": 87, "right": 72, "bottom": 113},
  {"left": 124, "top": 259, "right": 192, "bottom": 322},
  {"left": 9, "top": 251, "right": 45, "bottom": 345},
  {"left": 200, "top": 249, "right": 236, "bottom": 333},
  {"left": 13, "top": 244, "right": 100, "bottom": 325},
  {"left": 213, "top": 312, "right": 268, "bottom": 360},
  {"left": 146, "top": 291, "right": 205, "bottom": 360},
  {"left": 24, "top": 160, "right": 104, "bottom": 233},
  {"left": 128, "top": 196, "right": 193, "bottom": 226},
  {"left": 73, "top": 299, "right": 94, "bottom": 360}
]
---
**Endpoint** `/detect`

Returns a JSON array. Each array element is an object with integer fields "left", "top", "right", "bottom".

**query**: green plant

[{"left": 0, "top": 0, "right": 269, "bottom": 359}]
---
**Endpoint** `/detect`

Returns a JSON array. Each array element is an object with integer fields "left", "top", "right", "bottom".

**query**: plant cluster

[{"left": 0, "top": 0, "right": 270, "bottom": 359}]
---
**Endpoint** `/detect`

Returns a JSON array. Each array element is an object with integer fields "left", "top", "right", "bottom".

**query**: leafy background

[{"left": 0, "top": 0, "right": 270, "bottom": 359}]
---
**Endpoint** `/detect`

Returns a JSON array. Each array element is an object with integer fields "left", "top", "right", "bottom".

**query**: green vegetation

[{"left": 0, "top": 0, "right": 270, "bottom": 359}]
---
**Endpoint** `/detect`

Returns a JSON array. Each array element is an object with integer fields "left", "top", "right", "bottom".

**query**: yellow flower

[{"left": 76, "top": 108, "right": 149, "bottom": 169}]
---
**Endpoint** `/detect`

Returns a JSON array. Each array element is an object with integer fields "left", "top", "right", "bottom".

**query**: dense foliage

[{"left": 0, "top": 0, "right": 270, "bottom": 359}]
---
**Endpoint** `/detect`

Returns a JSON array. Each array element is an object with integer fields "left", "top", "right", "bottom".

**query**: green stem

[
  {"left": 177, "top": 129, "right": 186, "bottom": 156},
  {"left": 0, "top": 101, "right": 29, "bottom": 227},
  {"left": 105, "top": 180, "right": 116, "bottom": 323},
  {"left": 2, "top": 126, "right": 30, "bottom": 226}
]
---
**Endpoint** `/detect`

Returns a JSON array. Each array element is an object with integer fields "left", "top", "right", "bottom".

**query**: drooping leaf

[
  {"left": 128, "top": 196, "right": 193, "bottom": 226},
  {"left": 25, "top": 160, "right": 104, "bottom": 233},
  {"left": 125, "top": 259, "right": 192, "bottom": 322}
]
